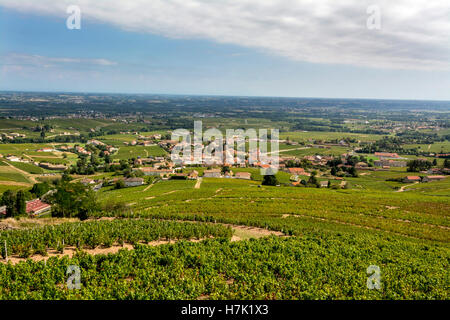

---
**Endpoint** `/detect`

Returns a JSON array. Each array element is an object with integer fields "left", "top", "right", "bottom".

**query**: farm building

[
  {"left": 320, "top": 181, "right": 329, "bottom": 188},
  {"left": 203, "top": 169, "right": 222, "bottom": 178},
  {"left": 138, "top": 167, "right": 174, "bottom": 177},
  {"left": 170, "top": 173, "right": 188, "bottom": 180},
  {"left": 224, "top": 171, "right": 233, "bottom": 178},
  {"left": 403, "top": 176, "right": 421, "bottom": 183},
  {"left": 287, "top": 168, "right": 306, "bottom": 175},
  {"left": 422, "top": 175, "right": 446, "bottom": 182},
  {"left": 235, "top": 172, "right": 251, "bottom": 180},
  {"left": 26, "top": 199, "right": 52, "bottom": 216},
  {"left": 87, "top": 139, "right": 106, "bottom": 146},
  {"left": 124, "top": 178, "right": 145, "bottom": 187},
  {"left": 375, "top": 152, "right": 400, "bottom": 159},
  {"left": 81, "top": 178, "right": 96, "bottom": 186},
  {"left": 374, "top": 160, "right": 406, "bottom": 167},
  {"left": 39, "top": 163, "right": 67, "bottom": 170},
  {"left": 5, "top": 155, "right": 21, "bottom": 162},
  {"left": 355, "top": 162, "right": 368, "bottom": 169},
  {"left": 187, "top": 170, "right": 199, "bottom": 180}
]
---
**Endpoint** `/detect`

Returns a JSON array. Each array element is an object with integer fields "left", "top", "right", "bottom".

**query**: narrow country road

[{"left": 194, "top": 177, "right": 203, "bottom": 189}]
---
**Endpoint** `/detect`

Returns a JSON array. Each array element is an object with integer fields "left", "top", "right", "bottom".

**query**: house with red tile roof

[
  {"left": 403, "top": 176, "right": 421, "bottom": 183},
  {"left": 26, "top": 199, "right": 51, "bottom": 216},
  {"left": 422, "top": 175, "right": 446, "bottom": 182},
  {"left": 287, "top": 168, "right": 306, "bottom": 175},
  {"left": 375, "top": 152, "right": 400, "bottom": 159},
  {"left": 235, "top": 172, "right": 251, "bottom": 180}
]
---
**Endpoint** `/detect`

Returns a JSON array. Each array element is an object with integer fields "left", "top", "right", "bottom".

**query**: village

[{"left": 0, "top": 132, "right": 448, "bottom": 219}]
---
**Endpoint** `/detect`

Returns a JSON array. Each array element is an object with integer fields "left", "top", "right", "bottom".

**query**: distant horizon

[{"left": 2, "top": 90, "right": 450, "bottom": 104}]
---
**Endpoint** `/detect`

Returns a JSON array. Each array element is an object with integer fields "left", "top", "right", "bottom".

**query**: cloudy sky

[{"left": 0, "top": 0, "right": 449, "bottom": 100}]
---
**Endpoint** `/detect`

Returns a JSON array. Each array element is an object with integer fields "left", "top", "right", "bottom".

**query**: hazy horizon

[{"left": 2, "top": 90, "right": 450, "bottom": 104}]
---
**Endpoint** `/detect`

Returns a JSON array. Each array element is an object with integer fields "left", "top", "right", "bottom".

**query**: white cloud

[
  {"left": 0, "top": 0, "right": 449, "bottom": 70},
  {"left": 1, "top": 53, "right": 117, "bottom": 67}
]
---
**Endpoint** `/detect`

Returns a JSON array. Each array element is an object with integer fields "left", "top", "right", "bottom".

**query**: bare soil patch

[{"left": 2, "top": 238, "right": 211, "bottom": 265}]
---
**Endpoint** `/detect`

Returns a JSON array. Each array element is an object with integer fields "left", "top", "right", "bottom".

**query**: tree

[
  {"left": 61, "top": 171, "right": 72, "bottom": 183},
  {"left": 105, "top": 154, "right": 111, "bottom": 164},
  {"left": 90, "top": 154, "right": 99, "bottom": 166},
  {"left": 444, "top": 159, "right": 450, "bottom": 169},
  {"left": 31, "top": 182, "right": 50, "bottom": 197},
  {"left": 49, "top": 182, "right": 99, "bottom": 219},
  {"left": 407, "top": 159, "right": 432, "bottom": 172},
  {"left": 1, "top": 190, "right": 28, "bottom": 217},
  {"left": 114, "top": 180, "right": 126, "bottom": 189},
  {"left": 307, "top": 172, "right": 319, "bottom": 187},
  {"left": 331, "top": 167, "right": 337, "bottom": 176},
  {"left": 1, "top": 190, "right": 16, "bottom": 217},
  {"left": 349, "top": 166, "right": 358, "bottom": 178},
  {"left": 221, "top": 166, "right": 230, "bottom": 174},
  {"left": 15, "top": 191, "right": 26, "bottom": 216},
  {"left": 262, "top": 175, "right": 279, "bottom": 186}
]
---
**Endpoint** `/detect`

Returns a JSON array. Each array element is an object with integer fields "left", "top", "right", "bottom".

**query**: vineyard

[
  {"left": 96, "top": 179, "right": 450, "bottom": 242},
  {"left": 0, "top": 219, "right": 232, "bottom": 258},
  {"left": 0, "top": 231, "right": 447, "bottom": 299},
  {"left": 0, "top": 178, "right": 449, "bottom": 300}
]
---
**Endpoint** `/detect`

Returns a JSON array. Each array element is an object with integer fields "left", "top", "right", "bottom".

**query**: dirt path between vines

[
  {"left": 0, "top": 181, "right": 33, "bottom": 186},
  {"left": 1, "top": 238, "right": 213, "bottom": 265},
  {"left": 397, "top": 182, "right": 419, "bottom": 192},
  {"left": 228, "top": 224, "right": 285, "bottom": 241},
  {"left": 1, "top": 221, "right": 286, "bottom": 265},
  {"left": 142, "top": 183, "right": 154, "bottom": 192}
]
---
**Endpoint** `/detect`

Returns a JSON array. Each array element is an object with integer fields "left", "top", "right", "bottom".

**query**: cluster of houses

[
  {"left": 374, "top": 160, "right": 407, "bottom": 168},
  {"left": 86, "top": 140, "right": 119, "bottom": 155},
  {"left": 121, "top": 133, "right": 163, "bottom": 147},
  {"left": 426, "top": 167, "right": 450, "bottom": 175},
  {"left": 303, "top": 155, "right": 334, "bottom": 166},
  {"left": 81, "top": 169, "right": 252, "bottom": 190},
  {"left": 403, "top": 175, "right": 446, "bottom": 183},
  {"left": 202, "top": 169, "right": 252, "bottom": 180},
  {"left": 372, "top": 152, "right": 407, "bottom": 168},
  {"left": 2, "top": 154, "right": 67, "bottom": 171},
  {"left": 0, "top": 132, "right": 27, "bottom": 140},
  {"left": 120, "top": 132, "right": 162, "bottom": 141},
  {"left": 132, "top": 166, "right": 252, "bottom": 181},
  {"left": 33, "top": 141, "right": 119, "bottom": 157},
  {"left": 81, "top": 176, "right": 147, "bottom": 189},
  {"left": 124, "top": 140, "right": 158, "bottom": 147}
]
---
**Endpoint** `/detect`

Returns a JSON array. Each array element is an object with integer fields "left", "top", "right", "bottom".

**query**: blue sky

[{"left": 1, "top": 1, "right": 449, "bottom": 100}]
